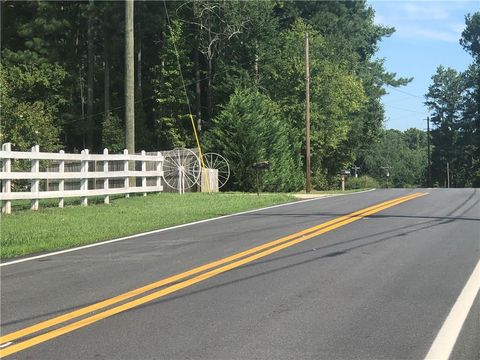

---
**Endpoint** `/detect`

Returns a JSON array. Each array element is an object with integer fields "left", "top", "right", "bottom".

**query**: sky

[{"left": 368, "top": 0, "right": 478, "bottom": 131}]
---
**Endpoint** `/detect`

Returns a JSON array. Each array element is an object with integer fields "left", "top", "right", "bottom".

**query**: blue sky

[{"left": 368, "top": 0, "right": 478, "bottom": 131}]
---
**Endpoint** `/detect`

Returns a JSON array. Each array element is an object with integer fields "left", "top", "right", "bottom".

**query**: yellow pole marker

[
  {"left": 189, "top": 114, "right": 211, "bottom": 193},
  {"left": 0, "top": 192, "right": 427, "bottom": 357}
]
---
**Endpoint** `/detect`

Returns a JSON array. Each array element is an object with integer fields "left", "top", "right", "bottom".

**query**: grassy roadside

[{"left": 0, "top": 193, "right": 294, "bottom": 259}]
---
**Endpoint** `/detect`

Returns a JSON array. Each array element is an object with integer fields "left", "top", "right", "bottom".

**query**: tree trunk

[
  {"left": 206, "top": 14, "right": 213, "bottom": 122},
  {"left": 195, "top": 49, "right": 202, "bottom": 133},
  {"left": 103, "top": 11, "right": 110, "bottom": 125},
  {"left": 86, "top": 0, "right": 95, "bottom": 151},
  {"left": 80, "top": 62, "right": 86, "bottom": 149},
  {"left": 207, "top": 58, "right": 213, "bottom": 123},
  {"left": 193, "top": 2, "right": 202, "bottom": 134}
]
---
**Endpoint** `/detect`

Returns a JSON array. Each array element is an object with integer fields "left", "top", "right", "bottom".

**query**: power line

[
  {"left": 59, "top": 57, "right": 257, "bottom": 127},
  {"left": 386, "top": 84, "right": 424, "bottom": 99},
  {"left": 163, "top": 0, "right": 211, "bottom": 192},
  {"left": 163, "top": 0, "right": 192, "bottom": 116},
  {"left": 383, "top": 103, "right": 427, "bottom": 115}
]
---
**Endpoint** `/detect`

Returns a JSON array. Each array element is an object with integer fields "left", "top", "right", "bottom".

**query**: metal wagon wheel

[
  {"left": 201, "top": 152, "right": 231, "bottom": 189},
  {"left": 162, "top": 148, "right": 201, "bottom": 193}
]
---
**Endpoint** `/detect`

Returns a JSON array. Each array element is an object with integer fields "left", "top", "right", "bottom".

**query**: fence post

[
  {"left": 2, "top": 142, "right": 12, "bottom": 214},
  {"left": 81, "top": 149, "right": 89, "bottom": 206},
  {"left": 59, "top": 150, "right": 65, "bottom": 208},
  {"left": 141, "top": 150, "right": 147, "bottom": 196},
  {"left": 156, "top": 151, "right": 162, "bottom": 191},
  {"left": 31, "top": 145, "right": 40, "bottom": 210},
  {"left": 103, "top": 148, "right": 110, "bottom": 204},
  {"left": 124, "top": 149, "right": 129, "bottom": 198}
]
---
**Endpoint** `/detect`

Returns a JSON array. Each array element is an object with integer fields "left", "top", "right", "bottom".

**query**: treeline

[
  {"left": 2, "top": 1, "right": 412, "bottom": 191},
  {"left": 359, "top": 128, "right": 427, "bottom": 188},
  {"left": 425, "top": 13, "right": 480, "bottom": 188}
]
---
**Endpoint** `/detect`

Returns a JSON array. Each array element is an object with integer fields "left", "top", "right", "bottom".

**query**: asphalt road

[{"left": 1, "top": 189, "right": 479, "bottom": 359}]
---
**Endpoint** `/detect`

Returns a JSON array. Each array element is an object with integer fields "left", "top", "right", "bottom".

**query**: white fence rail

[{"left": 0, "top": 143, "right": 164, "bottom": 214}]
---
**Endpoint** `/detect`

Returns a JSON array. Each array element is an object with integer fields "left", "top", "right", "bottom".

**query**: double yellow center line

[{"left": 0, "top": 192, "right": 427, "bottom": 357}]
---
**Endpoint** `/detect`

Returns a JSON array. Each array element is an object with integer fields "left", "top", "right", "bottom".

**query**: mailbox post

[
  {"left": 340, "top": 169, "right": 351, "bottom": 191},
  {"left": 252, "top": 161, "right": 270, "bottom": 196}
]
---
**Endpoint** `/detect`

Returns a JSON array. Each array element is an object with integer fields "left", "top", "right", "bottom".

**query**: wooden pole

[
  {"left": 305, "top": 31, "right": 311, "bottom": 193},
  {"left": 125, "top": 0, "right": 135, "bottom": 187},
  {"left": 125, "top": 0, "right": 135, "bottom": 156},
  {"left": 427, "top": 117, "right": 431, "bottom": 187}
]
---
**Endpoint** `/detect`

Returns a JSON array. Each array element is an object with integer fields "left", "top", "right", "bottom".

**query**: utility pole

[
  {"left": 125, "top": 0, "right": 135, "bottom": 156},
  {"left": 305, "top": 31, "right": 311, "bottom": 193},
  {"left": 427, "top": 117, "right": 431, "bottom": 187}
]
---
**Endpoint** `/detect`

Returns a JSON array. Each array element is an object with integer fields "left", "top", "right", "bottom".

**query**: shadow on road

[{"left": 2, "top": 189, "right": 478, "bottom": 329}]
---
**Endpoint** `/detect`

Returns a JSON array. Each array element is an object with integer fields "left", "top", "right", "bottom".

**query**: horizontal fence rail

[{"left": 0, "top": 143, "right": 164, "bottom": 214}]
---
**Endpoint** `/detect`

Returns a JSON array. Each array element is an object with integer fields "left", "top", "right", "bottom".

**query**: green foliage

[
  {"left": 425, "top": 66, "right": 465, "bottom": 186},
  {"left": 205, "top": 88, "right": 303, "bottom": 192},
  {"left": 101, "top": 114, "right": 125, "bottom": 153},
  {"left": 312, "top": 169, "right": 339, "bottom": 191},
  {"left": 461, "top": 13, "right": 480, "bottom": 61},
  {"left": 0, "top": 52, "right": 66, "bottom": 151},
  {"left": 459, "top": 13, "right": 480, "bottom": 186},
  {"left": 2, "top": 0, "right": 415, "bottom": 190},
  {"left": 152, "top": 19, "right": 193, "bottom": 150},
  {"left": 420, "top": 12, "right": 480, "bottom": 187},
  {"left": 345, "top": 176, "right": 379, "bottom": 190},
  {"left": 260, "top": 20, "right": 368, "bottom": 182},
  {"left": 361, "top": 129, "right": 427, "bottom": 187}
]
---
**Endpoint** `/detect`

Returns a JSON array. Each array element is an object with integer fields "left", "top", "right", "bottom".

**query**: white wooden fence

[{"left": 0, "top": 143, "right": 164, "bottom": 214}]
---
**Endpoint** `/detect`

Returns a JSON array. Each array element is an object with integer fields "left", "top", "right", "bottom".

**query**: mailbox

[
  {"left": 252, "top": 161, "right": 270, "bottom": 170},
  {"left": 340, "top": 169, "right": 351, "bottom": 176}
]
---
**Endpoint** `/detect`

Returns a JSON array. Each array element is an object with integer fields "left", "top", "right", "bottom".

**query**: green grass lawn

[{"left": 0, "top": 192, "right": 295, "bottom": 259}]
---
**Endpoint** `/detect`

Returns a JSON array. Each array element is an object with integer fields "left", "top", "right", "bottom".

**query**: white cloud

[
  {"left": 403, "top": 3, "right": 450, "bottom": 20},
  {"left": 375, "top": 13, "right": 387, "bottom": 25},
  {"left": 372, "top": 1, "right": 467, "bottom": 43},
  {"left": 400, "top": 27, "right": 459, "bottom": 42},
  {"left": 450, "top": 23, "right": 465, "bottom": 34}
]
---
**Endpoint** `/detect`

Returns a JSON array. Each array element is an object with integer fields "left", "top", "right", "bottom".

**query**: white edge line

[
  {"left": 0, "top": 188, "right": 376, "bottom": 267},
  {"left": 424, "top": 258, "right": 480, "bottom": 360}
]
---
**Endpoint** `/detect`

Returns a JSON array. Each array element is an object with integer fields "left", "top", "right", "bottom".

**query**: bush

[
  {"left": 0, "top": 54, "right": 65, "bottom": 152},
  {"left": 313, "top": 169, "right": 339, "bottom": 190},
  {"left": 102, "top": 114, "right": 125, "bottom": 153},
  {"left": 345, "top": 175, "right": 379, "bottom": 190},
  {"left": 205, "top": 88, "right": 303, "bottom": 192}
]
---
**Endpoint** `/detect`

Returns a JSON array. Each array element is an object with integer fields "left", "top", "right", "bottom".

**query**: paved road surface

[{"left": 1, "top": 189, "right": 479, "bottom": 359}]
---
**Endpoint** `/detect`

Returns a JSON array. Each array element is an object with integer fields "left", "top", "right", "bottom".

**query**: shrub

[
  {"left": 205, "top": 88, "right": 303, "bottom": 192},
  {"left": 313, "top": 169, "right": 339, "bottom": 190},
  {"left": 345, "top": 175, "right": 379, "bottom": 190},
  {"left": 102, "top": 114, "right": 125, "bottom": 153}
]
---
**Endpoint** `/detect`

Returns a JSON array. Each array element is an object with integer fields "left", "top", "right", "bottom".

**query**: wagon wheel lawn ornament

[{"left": 162, "top": 148, "right": 201, "bottom": 194}]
